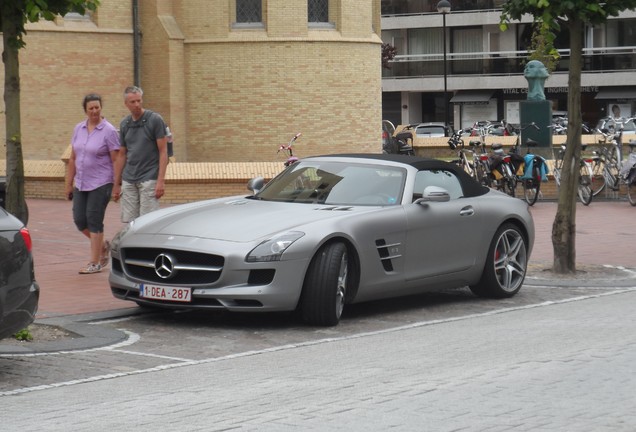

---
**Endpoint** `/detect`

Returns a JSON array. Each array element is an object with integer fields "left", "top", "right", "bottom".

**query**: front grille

[{"left": 121, "top": 247, "right": 224, "bottom": 285}]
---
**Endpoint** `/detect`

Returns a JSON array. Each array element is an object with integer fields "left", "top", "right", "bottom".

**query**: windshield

[{"left": 256, "top": 161, "right": 406, "bottom": 205}]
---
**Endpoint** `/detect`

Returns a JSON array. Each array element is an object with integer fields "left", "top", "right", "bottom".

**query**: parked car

[
  {"left": 0, "top": 208, "right": 39, "bottom": 340},
  {"left": 414, "top": 122, "right": 453, "bottom": 138},
  {"left": 109, "top": 154, "right": 534, "bottom": 326}
]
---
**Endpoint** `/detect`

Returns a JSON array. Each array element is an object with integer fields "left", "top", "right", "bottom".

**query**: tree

[
  {"left": 500, "top": 0, "right": 636, "bottom": 274},
  {"left": 382, "top": 43, "right": 397, "bottom": 69},
  {"left": 527, "top": 22, "right": 559, "bottom": 74},
  {"left": 1, "top": 0, "right": 99, "bottom": 224}
]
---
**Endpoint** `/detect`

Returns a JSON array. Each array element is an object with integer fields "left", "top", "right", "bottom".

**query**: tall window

[
  {"left": 308, "top": 0, "right": 329, "bottom": 23},
  {"left": 236, "top": 0, "right": 262, "bottom": 23}
]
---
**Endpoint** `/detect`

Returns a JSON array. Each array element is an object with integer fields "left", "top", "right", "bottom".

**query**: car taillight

[{"left": 20, "top": 227, "right": 33, "bottom": 252}]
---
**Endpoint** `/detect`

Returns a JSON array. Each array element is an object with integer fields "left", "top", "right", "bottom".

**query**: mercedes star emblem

[{"left": 154, "top": 253, "right": 176, "bottom": 279}]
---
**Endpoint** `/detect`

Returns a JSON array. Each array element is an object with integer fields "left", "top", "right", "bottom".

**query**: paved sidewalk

[
  {"left": 26, "top": 198, "right": 636, "bottom": 320},
  {"left": 27, "top": 198, "right": 133, "bottom": 319}
]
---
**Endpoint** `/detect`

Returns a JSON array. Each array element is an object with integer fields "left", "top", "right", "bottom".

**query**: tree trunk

[
  {"left": 1, "top": 3, "right": 29, "bottom": 224},
  {"left": 551, "top": 17, "right": 583, "bottom": 274}
]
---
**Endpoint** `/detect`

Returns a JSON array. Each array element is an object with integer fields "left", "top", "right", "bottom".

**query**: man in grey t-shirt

[{"left": 113, "top": 86, "right": 168, "bottom": 222}]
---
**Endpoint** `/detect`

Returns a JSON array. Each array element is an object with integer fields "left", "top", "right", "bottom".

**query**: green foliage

[
  {"left": 13, "top": 328, "right": 33, "bottom": 342},
  {"left": 527, "top": 23, "right": 559, "bottom": 73},
  {"left": 500, "top": 0, "right": 636, "bottom": 73},
  {"left": 501, "top": 0, "right": 636, "bottom": 31},
  {"left": 382, "top": 43, "right": 397, "bottom": 69},
  {"left": 1, "top": 0, "right": 100, "bottom": 48}
]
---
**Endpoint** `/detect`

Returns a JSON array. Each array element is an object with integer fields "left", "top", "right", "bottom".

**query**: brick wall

[
  {"left": 0, "top": 0, "right": 382, "bottom": 164},
  {"left": 2, "top": 160, "right": 282, "bottom": 204},
  {"left": 1, "top": 10, "right": 133, "bottom": 161}
]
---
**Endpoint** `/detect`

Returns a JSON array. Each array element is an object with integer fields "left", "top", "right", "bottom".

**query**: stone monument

[{"left": 520, "top": 60, "right": 551, "bottom": 148}]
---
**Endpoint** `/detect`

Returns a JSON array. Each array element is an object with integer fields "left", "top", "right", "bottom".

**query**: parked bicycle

[
  {"left": 448, "top": 129, "right": 473, "bottom": 174},
  {"left": 487, "top": 143, "right": 517, "bottom": 196},
  {"left": 447, "top": 129, "right": 491, "bottom": 186},
  {"left": 590, "top": 126, "right": 624, "bottom": 196},
  {"left": 619, "top": 140, "right": 636, "bottom": 206},
  {"left": 552, "top": 143, "right": 594, "bottom": 206},
  {"left": 278, "top": 132, "right": 303, "bottom": 166},
  {"left": 250, "top": 132, "right": 304, "bottom": 194},
  {"left": 465, "top": 124, "right": 493, "bottom": 187},
  {"left": 489, "top": 123, "right": 544, "bottom": 204},
  {"left": 512, "top": 138, "right": 547, "bottom": 206}
]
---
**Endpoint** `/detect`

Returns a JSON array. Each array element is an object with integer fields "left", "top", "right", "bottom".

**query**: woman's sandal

[{"left": 79, "top": 262, "right": 102, "bottom": 274}]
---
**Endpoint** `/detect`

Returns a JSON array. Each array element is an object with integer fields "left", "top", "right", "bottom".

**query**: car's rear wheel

[
  {"left": 470, "top": 223, "right": 527, "bottom": 298},
  {"left": 300, "top": 242, "right": 349, "bottom": 326}
]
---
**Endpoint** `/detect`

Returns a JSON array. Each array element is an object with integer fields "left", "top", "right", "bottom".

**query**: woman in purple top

[{"left": 65, "top": 93, "right": 121, "bottom": 274}]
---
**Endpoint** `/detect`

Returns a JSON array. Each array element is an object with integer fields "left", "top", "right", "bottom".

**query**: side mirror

[
  {"left": 414, "top": 186, "right": 450, "bottom": 204},
  {"left": 247, "top": 177, "right": 265, "bottom": 194}
]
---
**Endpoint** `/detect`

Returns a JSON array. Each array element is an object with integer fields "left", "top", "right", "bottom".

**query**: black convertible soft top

[{"left": 314, "top": 153, "right": 490, "bottom": 198}]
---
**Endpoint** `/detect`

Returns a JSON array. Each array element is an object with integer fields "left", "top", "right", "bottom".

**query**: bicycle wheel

[
  {"left": 606, "top": 145, "right": 620, "bottom": 168},
  {"left": 496, "top": 164, "right": 512, "bottom": 195},
  {"left": 505, "top": 175, "right": 517, "bottom": 197},
  {"left": 474, "top": 160, "right": 491, "bottom": 187},
  {"left": 605, "top": 147, "right": 621, "bottom": 190},
  {"left": 578, "top": 161, "right": 593, "bottom": 205},
  {"left": 589, "top": 157, "right": 606, "bottom": 196},
  {"left": 628, "top": 180, "right": 636, "bottom": 206},
  {"left": 523, "top": 164, "right": 541, "bottom": 206},
  {"left": 577, "top": 184, "right": 592, "bottom": 205}
]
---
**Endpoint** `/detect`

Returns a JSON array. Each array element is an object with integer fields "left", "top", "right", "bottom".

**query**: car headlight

[{"left": 246, "top": 231, "right": 305, "bottom": 262}]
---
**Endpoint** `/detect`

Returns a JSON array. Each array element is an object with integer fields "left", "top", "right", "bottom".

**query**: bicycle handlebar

[{"left": 278, "top": 132, "right": 302, "bottom": 154}]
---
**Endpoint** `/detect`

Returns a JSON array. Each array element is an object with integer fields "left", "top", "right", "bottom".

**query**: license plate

[{"left": 140, "top": 284, "right": 192, "bottom": 303}]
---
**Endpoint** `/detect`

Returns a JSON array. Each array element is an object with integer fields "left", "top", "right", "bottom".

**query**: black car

[{"left": 0, "top": 207, "right": 39, "bottom": 340}]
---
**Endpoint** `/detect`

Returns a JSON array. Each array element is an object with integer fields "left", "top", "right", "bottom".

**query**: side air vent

[{"left": 375, "top": 239, "right": 402, "bottom": 272}]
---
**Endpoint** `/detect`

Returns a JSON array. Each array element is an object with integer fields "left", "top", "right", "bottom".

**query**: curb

[
  {"left": 0, "top": 308, "right": 142, "bottom": 355},
  {"left": 525, "top": 263, "right": 636, "bottom": 288}
]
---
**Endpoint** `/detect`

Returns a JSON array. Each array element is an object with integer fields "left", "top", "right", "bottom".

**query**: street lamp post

[{"left": 437, "top": 0, "right": 451, "bottom": 128}]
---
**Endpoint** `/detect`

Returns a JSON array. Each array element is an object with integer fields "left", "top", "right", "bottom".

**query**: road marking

[{"left": 2, "top": 287, "right": 636, "bottom": 397}]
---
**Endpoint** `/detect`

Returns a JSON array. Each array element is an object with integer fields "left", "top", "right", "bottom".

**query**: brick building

[{"left": 0, "top": 0, "right": 383, "bottom": 164}]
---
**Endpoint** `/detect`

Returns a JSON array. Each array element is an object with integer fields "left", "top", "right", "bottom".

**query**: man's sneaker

[
  {"left": 100, "top": 240, "right": 111, "bottom": 268},
  {"left": 79, "top": 262, "right": 102, "bottom": 274}
]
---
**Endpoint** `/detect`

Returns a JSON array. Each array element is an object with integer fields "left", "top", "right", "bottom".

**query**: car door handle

[{"left": 459, "top": 206, "right": 474, "bottom": 216}]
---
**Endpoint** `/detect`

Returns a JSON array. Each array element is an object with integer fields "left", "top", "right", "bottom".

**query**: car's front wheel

[
  {"left": 300, "top": 242, "right": 349, "bottom": 326},
  {"left": 470, "top": 223, "right": 527, "bottom": 298}
]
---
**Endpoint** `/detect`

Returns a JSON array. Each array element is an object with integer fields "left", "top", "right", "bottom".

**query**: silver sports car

[{"left": 109, "top": 154, "right": 534, "bottom": 326}]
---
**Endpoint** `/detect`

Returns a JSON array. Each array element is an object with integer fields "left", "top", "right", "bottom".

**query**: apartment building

[
  {"left": 381, "top": 0, "right": 636, "bottom": 130},
  {"left": 0, "top": 0, "right": 382, "bottom": 162}
]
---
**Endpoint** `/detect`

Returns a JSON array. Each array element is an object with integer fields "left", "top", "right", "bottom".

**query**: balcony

[{"left": 383, "top": 47, "right": 636, "bottom": 80}]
